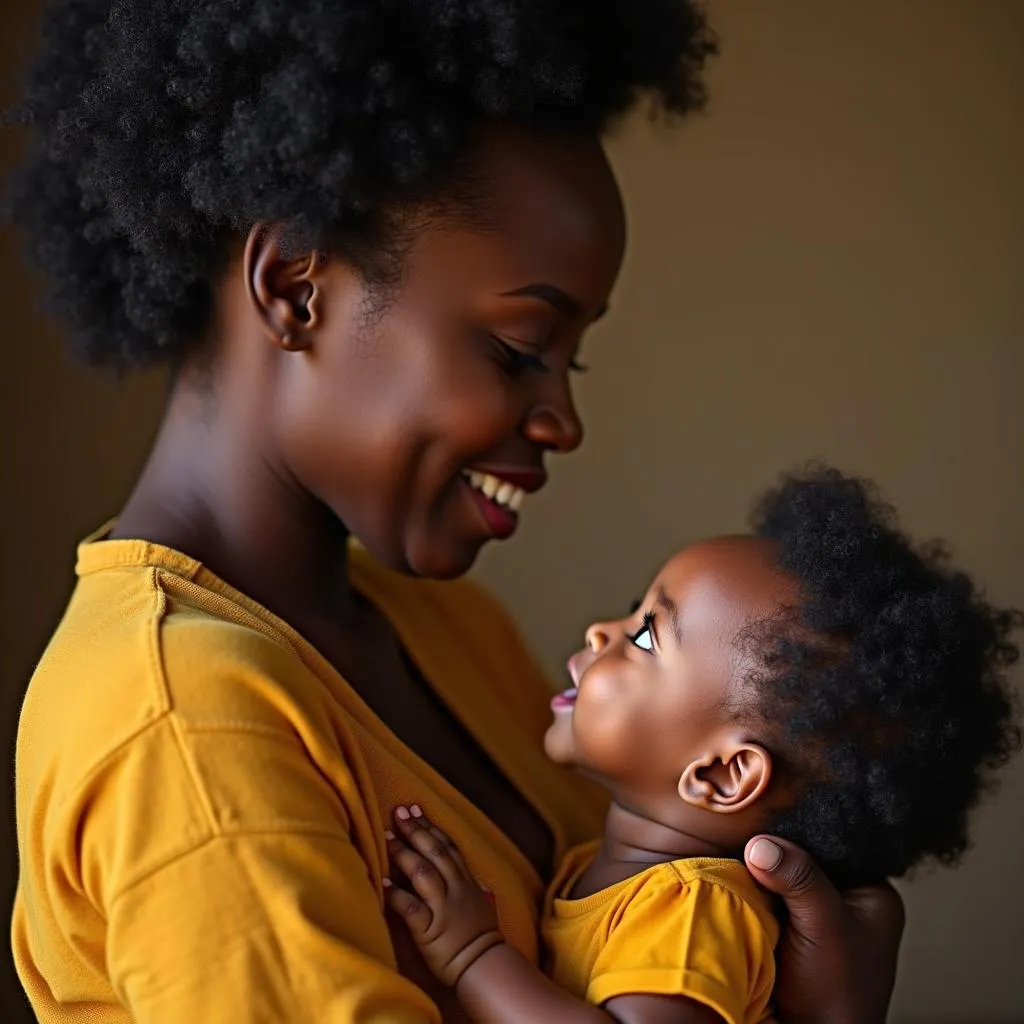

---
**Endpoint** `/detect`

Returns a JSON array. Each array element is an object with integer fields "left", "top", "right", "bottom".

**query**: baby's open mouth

[{"left": 551, "top": 686, "right": 577, "bottom": 711}]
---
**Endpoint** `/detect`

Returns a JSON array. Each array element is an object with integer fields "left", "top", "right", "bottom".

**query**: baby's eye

[
  {"left": 631, "top": 626, "right": 654, "bottom": 652},
  {"left": 630, "top": 611, "right": 655, "bottom": 652}
]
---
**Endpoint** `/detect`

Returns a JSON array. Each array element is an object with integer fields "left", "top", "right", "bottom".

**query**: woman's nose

[
  {"left": 522, "top": 389, "right": 584, "bottom": 453},
  {"left": 585, "top": 622, "right": 611, "bottom": 653}
]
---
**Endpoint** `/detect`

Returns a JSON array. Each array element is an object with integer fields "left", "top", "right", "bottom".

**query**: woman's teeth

[{"left": 464, "top": 471, "right": 525, "bottom": 512}]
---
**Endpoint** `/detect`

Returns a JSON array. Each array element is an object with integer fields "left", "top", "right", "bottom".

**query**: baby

[{"left": 384, "top": 467, "right": 1021, "bottom": 1024}]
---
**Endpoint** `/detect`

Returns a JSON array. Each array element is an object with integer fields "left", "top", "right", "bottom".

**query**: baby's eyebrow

[{"left": 656, "top": 586, "right": 684, "bottom": 647}]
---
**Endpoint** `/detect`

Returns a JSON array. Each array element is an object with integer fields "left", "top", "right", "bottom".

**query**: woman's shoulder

[{"left": 23, "top": 546, "right": 329, "bottom": 799}]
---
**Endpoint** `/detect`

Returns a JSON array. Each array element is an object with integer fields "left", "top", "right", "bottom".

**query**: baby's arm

[{"left": 384, "top": 807, "right": 724, "bottom": 1024}]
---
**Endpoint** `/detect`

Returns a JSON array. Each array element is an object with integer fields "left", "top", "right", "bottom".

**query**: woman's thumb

[{"left": 744, "top": 835, "right": 842, "bottom": 943}]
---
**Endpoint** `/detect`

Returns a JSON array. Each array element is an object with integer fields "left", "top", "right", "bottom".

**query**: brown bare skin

[
  {"left": 113, "top": 123, "right": 901, "bottom": 1020},
  {"left": 386, "top": 540, "right": 903, "bottom": 1023}
]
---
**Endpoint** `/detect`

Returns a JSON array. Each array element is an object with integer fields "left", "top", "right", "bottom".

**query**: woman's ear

[
  {"left": 244, "top": 222, "right": 323, "bottom": 351},
  {"left": 677, "top": 742, "right": 772, "bottom": 814}
]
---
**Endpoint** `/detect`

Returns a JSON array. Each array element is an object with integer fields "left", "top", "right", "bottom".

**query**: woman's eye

[
  {"left": 631, "top": 626, "right": 654, "bottom": 652},
  {"left": 490, "top": 335, "right": 549, "bottom": 379}
]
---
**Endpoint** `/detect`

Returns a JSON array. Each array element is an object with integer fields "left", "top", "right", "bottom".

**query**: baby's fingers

[
  {"left": 413, "top": 806, "right": 470, "bottom": 875},
  {"left": 386, "top": 828, "right": 447, "bottom": 904},
  {"left": 394, "top": 806, "right": 470, "bottom": 888},
  {"left": 383, "top": 878, "right": 433, "bottom": 939}
]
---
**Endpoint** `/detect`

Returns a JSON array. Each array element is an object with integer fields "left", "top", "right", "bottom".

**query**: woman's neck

[{"left": 113, "top": 375, "right": 357, "bottom": 629}]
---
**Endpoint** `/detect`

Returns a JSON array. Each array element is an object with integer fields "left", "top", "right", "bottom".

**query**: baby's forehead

[{"left": 650, "top": 535, "right": 797, "bottom": 635}]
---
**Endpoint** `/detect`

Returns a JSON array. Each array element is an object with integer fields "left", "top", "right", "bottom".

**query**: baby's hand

[{"left": 384, "top": 805, "right": 505, "bottom": 987}]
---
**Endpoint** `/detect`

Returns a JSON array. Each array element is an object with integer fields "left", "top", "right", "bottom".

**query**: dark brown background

[{"left": 3, "top": 2, "right": 1022, "bottom": 1021}]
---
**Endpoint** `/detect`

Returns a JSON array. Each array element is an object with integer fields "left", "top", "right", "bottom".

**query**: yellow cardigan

[{"left": 12, "top": 529, "right": 606, "bottom": 1023}]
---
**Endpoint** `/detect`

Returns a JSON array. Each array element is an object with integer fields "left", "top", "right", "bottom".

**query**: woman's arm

[{"left": 744, "top": 836, "right": 905, "bottom": 1024}]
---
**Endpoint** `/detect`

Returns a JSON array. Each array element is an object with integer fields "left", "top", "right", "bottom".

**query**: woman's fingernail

[
  {"left": 384, "top": 830, "right": 395, "bottom": 841},
  {"left": 382, "top": 877, "right": 393, "bottom": 887},
  {"left": 395, "top": 806, "right": 411, "bottom": 820},
  {"left": 410, "top": 804, "right": 423, "bottom": 818},
  {"left": 749, "top": 838, "right": 783, "bottom": 871}
]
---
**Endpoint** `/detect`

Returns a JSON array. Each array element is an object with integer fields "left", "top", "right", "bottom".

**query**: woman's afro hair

[
  {"left": 743, "top": 467, "right": 1021, "bottom": 886},
  {"left": 5, "top": 0, "right": 717, "bottom": 369}
]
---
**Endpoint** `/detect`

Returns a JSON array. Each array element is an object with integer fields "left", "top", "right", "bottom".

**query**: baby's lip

[{"left": 566, "top": 650, "right": 589, "bottom": 688}]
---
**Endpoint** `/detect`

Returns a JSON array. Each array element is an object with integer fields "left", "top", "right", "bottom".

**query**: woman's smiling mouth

[{"left": 461, "top": 466, "right": 546, "bottom": 540}]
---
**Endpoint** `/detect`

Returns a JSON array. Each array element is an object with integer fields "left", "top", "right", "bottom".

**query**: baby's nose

[{"left": 585, "top": 623, "right": 611, "bottom": 653}]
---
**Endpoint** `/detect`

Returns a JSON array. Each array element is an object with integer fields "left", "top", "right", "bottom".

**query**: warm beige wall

[{"left": 3, "top": 2, "right": 1022, "bottom": 1022}]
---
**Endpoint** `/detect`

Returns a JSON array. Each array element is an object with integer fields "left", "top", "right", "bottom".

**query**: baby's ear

[{"left": 677, "top": 741, "right": 772, "bottom": 814}]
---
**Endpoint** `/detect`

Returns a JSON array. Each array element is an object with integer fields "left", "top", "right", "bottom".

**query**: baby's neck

[{"left": 571, "top": 801, "right": 737, "bottom": 900}]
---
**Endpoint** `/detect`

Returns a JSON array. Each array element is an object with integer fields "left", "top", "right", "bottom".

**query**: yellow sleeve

[
  {"left": 587, "top": 876, "right": 775, "bottom": 1024},
  {"left": 77, "top": 703, "right": 438, "bottom": 1021}
]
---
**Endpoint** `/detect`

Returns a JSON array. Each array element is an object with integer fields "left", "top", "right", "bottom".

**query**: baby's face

[{"left": 545, "top": 536, "right": 797, "bottom": 804}]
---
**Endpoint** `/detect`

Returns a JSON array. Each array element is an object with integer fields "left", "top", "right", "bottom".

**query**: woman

[{"left": 9, "top": 2, "right": 903, "bottom": 1021}]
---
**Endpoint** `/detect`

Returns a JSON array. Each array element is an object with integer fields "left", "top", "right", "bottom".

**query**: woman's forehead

[{"left": 407, "top": 128, "right": 626, "bottom": 313}]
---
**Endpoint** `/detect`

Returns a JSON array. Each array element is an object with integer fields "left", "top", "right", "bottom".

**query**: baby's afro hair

[{"left": 743, "top": 467, "right": 1021, "bottom": 886}]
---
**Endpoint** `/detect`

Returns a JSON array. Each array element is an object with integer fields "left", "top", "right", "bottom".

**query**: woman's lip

[
  {"left": 468, "top": 465, "right": 547, "bottom": 494},
  {"left": 463, "top": 478, "right": 518, "bottom": 540}
]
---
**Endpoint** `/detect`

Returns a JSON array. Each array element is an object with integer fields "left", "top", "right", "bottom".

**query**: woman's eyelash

[
  {"left": 490, "top": 335, "right": 549, "bottom": 378},
  {"left": 569, "top": 358, "right": 589, "bottom": 373}
]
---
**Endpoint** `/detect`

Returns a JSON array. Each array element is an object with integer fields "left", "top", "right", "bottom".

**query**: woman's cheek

[{"left": 437, "top": 377, "right": 521, "bottom": 456}]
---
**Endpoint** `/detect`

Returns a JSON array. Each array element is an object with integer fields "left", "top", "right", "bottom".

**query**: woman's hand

[
  {"left": 384, "top": 806, "right": 506, "bottom": 987},
  {"left": 744, "top": 836, "right": 905, "bottom": 1024}
]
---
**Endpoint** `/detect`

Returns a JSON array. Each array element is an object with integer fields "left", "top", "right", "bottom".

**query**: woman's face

[{"left": 268, "top": 128, "right": 626, "bottom": 578}]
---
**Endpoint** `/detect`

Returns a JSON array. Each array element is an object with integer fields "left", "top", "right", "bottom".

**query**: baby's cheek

[{"left": 570, "top": 695, "right": 637, "bottom": 776}]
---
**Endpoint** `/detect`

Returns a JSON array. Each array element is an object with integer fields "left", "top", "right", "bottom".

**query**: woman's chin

[
  {"left": 407, "top": 537, "right": 484, "bottom": 580},
  {"left": 360, "top": 527, "right": 484, "bottom": 580}
]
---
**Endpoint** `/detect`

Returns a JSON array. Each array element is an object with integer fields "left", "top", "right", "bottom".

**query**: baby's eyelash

[{"left": 630, "top": 610, "right": 655, "bottom": 646}]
